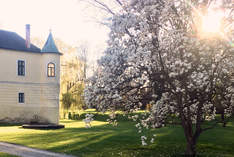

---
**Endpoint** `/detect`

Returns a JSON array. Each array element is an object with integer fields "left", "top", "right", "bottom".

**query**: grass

[
  {"left": 0, "top": 152, "right": 18, "bottom": 157},
  {"left": 0, "top": 113, "right": 233, "bottom": 157}
]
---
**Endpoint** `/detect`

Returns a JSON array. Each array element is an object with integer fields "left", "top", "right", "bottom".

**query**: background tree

[
  {"left": 85, "top": 0, "right": 234, "bottom": 156},
  {"left": 77, "top": 42, "right": 89, "bottom": 80},
  {"left": 61, "top": 92, "right": 76, "bottom": 118},
  {"left": 60, "top": 42, "right": 87, "bottom": 115}
]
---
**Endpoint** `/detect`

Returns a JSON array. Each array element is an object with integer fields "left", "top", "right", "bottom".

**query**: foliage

[
  {"left": 60, "top": 42, "right": 87, "bottom": 113},
  {"left": 65, "top": 109, "right": 130, "bottom": 121},
  {"left": 61, "top": 92, "right": 76, "bottom": 112},
  {"left": 71, "top": 82, "right": 86, "bottom": 110},
  {"left": 85, "top": 0, "right": 234, "bottom": 156}
]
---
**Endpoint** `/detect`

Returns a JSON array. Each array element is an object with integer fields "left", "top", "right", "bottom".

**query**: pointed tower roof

[{"left": 41, "top": 32, "right": 59, "bottom": 53}]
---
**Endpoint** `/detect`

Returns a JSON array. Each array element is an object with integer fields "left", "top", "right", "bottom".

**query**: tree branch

[
  {"left": 115, "top": 0, "right": 123, "bottom": 6},
  {"left": 92, "top": 0, "right": 116, "bottom": 15}
]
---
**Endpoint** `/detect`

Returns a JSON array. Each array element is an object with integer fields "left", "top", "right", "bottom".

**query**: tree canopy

[{"left": 85, "top": 0, "right": 234, "bottom": 156}]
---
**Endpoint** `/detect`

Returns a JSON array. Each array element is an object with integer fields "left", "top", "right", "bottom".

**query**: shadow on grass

[
  {"left": 0, "top": 118, "right": 234, "bottom": 157},
  {"left": 0, "top": 123, "right": 21, "bottom": 127}
]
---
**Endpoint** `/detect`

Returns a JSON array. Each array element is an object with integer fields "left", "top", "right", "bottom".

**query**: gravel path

[{"left": 0, "top": 142, "right": 77, "bottom": 157}]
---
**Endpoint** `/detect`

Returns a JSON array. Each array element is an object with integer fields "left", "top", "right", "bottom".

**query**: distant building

[{"left": 0, "top": 25, "right": 61, "bottom": 124}]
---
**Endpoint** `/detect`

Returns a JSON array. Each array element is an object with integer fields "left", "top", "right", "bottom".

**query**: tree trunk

[
  {"left": 185, "top": 139, "right": 196, "bottom": 157},
  {"left": 182, "top": 123, "right": 201, "bottom": 157},
  {"left": 221, "top": 112, "right": 226, "bottom": 127}
]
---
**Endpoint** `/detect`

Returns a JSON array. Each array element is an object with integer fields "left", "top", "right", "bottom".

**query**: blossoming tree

[{"left": 85, "top": 0, "right": 234, "bottom": 156}]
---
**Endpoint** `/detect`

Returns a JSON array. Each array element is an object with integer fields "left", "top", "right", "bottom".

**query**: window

[
  {"left": 18, "top": 60, "right": 25, "bottom": 76},
  {"left": 48, "top": 63, "right": 55, "bottom": 77},
  {"left": 18, "top": 93, "right": 24, "bottom": 103}
]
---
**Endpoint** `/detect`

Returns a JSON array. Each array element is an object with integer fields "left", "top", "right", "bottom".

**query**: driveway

[{"left": 0, "top": 142, "right": 77, "bottom": 157}]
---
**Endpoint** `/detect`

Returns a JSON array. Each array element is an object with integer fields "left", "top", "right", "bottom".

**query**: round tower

[{"left": 40, "top": 32, "right": 62, "bottom": 124}]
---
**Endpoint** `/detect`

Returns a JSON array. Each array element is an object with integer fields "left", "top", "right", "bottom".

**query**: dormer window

[{"left": 48, "top": 63, "right": 55, "bottom": 77}]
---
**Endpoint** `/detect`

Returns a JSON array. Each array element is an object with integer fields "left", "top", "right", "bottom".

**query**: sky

[{"left": 0, "top": 0, "right": 109, "bottom": 49}]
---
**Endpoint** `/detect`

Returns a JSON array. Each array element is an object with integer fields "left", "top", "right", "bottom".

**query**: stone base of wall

[
  {"left": 0, "top": 115, "right": 51, "bottom": 124},
  {"left": 0, "top": 106, "right": 59, "bottom": 124}
]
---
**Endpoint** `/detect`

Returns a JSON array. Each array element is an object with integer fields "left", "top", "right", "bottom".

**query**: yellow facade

[{"left": 0, "top": 48, "right": 60, "bottom": 124}]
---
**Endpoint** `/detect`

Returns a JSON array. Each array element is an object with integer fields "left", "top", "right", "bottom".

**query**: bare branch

[
  {"left": 115, "top": 0, "right": 123, "bottom": 6},
  {"left": 91, "top": 0, "right": 116, "bottom": 15}
]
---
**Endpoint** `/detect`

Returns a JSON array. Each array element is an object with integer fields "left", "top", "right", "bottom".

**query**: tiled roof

[
  {"left": 0, "top": 30, "right": 41, "bottom": 53},
  {"left": 41, "top": 32, "right": 59, "bottom": 53}
]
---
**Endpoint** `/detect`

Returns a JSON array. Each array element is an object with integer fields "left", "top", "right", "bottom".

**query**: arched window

[{"left": 47, "top": 63, "right": 55, "bottom": 77}]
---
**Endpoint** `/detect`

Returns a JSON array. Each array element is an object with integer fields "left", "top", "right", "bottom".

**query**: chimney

[{"left": 25, "top": 24, "right": 30, "bottom": 48}]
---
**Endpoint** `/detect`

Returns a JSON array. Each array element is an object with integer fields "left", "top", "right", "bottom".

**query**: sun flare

[{"left": 200, "top": 10, "right": 224, "bottom": 35}]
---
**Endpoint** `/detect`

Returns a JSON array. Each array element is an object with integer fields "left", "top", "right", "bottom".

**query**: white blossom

[
  {"left": 84, "top": 0, "right": 234, "bottom": 152},
  {"left": 83, "top": 114, "right": 94, "bottom": 128}
]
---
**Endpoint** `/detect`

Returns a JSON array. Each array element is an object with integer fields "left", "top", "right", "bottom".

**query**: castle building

[{"left": 0, "top": 25, "right": 61, "bottom": 124}]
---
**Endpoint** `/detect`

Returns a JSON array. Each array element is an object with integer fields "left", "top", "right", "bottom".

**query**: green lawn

[
  {"left": 0, "top": 116, "right": 233, "bottom": 157},
  {"left": 0, "top": 152, "right": 18, "bottom": 157}
]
